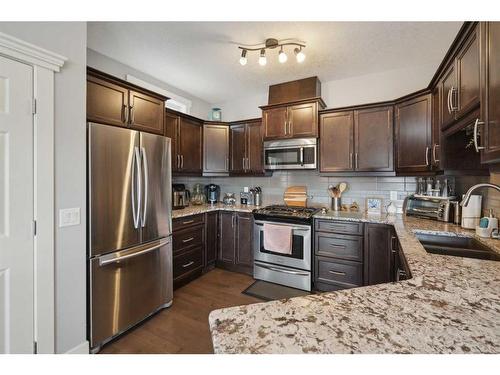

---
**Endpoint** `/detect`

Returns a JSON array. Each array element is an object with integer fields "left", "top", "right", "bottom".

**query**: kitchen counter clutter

[{"left": 208, "top": 212, "right": 500, "bottom": 354}]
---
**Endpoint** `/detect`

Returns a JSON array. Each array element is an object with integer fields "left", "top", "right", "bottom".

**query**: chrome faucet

[{"left": 460, "top": 183, "right": 500, "bottom": 206}]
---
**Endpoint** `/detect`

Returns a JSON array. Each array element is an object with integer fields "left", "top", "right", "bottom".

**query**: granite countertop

[
  {"left": 172, "top": 202, "right": 258, "bottom": 219},
  {"left": 208, "top": 211, "right": 500, "bottom": 354}
]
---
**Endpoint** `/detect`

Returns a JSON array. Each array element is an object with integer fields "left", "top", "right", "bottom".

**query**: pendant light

[
  {"left": 239, "top": 49, "right": 247, "bottom": 66},
  {"left": 258, "top": 49, "right": 267, "bottom": 66}
]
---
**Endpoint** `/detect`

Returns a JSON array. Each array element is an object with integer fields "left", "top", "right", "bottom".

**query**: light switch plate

[{"left": 59, "top": 207, "right": 80, "bottom": 227}]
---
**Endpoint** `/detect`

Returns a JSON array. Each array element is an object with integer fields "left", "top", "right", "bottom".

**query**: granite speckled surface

[
  {"left": 208, "top": 211, "right": 500, "bottom": 354},
  {"left": 172, "top": 203, "right": 257, "bottom": 219}
]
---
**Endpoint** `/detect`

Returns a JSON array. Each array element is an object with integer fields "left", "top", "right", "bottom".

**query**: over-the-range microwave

[{"left": 263, "top": 138, "right": 317, "bottom": 170}]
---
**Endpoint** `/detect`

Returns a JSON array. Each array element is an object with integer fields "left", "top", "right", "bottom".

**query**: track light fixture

[{"left": 238, "top": 38, "right": 306, "bottom": 66}]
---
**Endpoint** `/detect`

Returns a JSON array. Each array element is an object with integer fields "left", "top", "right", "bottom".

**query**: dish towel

[{"left": 263, "top": 223, "right": 293, "bottom": 254}]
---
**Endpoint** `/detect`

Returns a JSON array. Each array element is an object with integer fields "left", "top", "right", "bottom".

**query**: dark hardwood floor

[{"left": 99, "top": 268, "right": 261, "bottom": 354}]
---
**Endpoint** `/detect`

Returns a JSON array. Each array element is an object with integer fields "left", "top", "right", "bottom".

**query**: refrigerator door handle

[
  {"left": 98, "top": 237, "right": 169, "bottom": 266},
  {"left": 133, "top": 146, "right": 142, "bottom": 229},
  {"left": 140, "top": 146, "right": 149, "bottom": 227}
]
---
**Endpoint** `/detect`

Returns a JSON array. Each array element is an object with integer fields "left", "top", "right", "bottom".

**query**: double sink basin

[{"left": 415, "top": 232, "right": 500, "bottom": 261}]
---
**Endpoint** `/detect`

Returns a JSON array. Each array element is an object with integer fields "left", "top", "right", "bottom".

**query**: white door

[{"left": 0, "top": 55, "right": 34, "bottom": 353}]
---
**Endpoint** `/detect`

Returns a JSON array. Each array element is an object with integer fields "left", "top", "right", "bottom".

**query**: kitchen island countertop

[{"left": 208, "top": 211, "right": 500, "bottom": 354}]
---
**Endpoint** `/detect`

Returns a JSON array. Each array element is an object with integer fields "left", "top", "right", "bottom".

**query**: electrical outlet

[{"left": 59, "top": 207, "right": 80, "bottom": 227}]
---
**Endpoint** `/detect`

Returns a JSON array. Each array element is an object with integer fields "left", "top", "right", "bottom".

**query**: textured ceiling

[{"left": 87, "top": 22, "right": 462, "bottom": 104}]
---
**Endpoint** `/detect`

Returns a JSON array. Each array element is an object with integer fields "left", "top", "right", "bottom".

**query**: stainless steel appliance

[
  {"left": 88, "top": 122, "right": 172, "bottom": 353},
  {"left": 252, "top": 205, "right": 319, "bottom": 291},
  {"left": 264, "top": 138, "right": 317, "bottom": 170},
  {"left": 403, "top": 194, "right": 456, "bottom": 222},
  {"left": 205, "top": 183, "right": 220, "bottom": 204},
  {"left": 173, "top": 183, "right": 190, "bottom": 209}
]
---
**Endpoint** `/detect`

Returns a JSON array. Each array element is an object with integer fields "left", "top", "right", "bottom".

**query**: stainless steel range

[{"left": 253, "top": 205, "right": 319, "bottom": 291}]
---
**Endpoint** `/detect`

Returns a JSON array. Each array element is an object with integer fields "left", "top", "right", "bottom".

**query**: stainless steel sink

[{"left": 415, "top": 233, "right": 500, "bottom": 261}]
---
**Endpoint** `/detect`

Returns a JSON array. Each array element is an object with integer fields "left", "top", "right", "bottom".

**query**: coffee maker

[
  {"left": 172, "top": 184, "right": 190, "bottom": 209},
  {"left": 205, "top": 184, "right": 220, "bottom": 204}
]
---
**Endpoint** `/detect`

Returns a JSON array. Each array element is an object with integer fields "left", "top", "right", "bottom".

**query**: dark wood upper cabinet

[
  {"left": 479, "top": 22, "right": 500, "bottom": 163},
  {"left": 246, "top": 120, "right": 264, "bottom": 173},
  {"left": 165, "top": 111, "right": 179, "bottom": 172},
  {"left": 354, "top": 106, "right": 394, "bottom": 172},
  {"left": 439, "top": 63, "right": 457, "bottom": 130},
  {"left": 456, "top": 25, "right": 480, "bottom": 118},
  {"left": 364, "top": 224, "right": 394, "bottom": 286},
  {"left": 87, "top": 68, "right": 167, "bottom": 134},
  {"left": 128, "top": 90, "right": 164, "bottom": 135},
  {"left": 319, "top": 111, "right": 354, "bottom": 172},
  {"left": 203, "top": 123, "right": 229, "bottom": 175},
  {"left": 263, "top": 106, "right": 288, "bottom": 139},
  {"left": 87, "top": 75, "right": 128, "bottom": 127},
  {"left": 230, "top": 119, "right": 263, "bottom": 174},
  {"left": 262, "top": 99, "right": 324, "bottom": 140},
  {"left": 288, "top": 102, "right": 318, "bottom": 138},
  {"left": 178, "top": 117, "right": 202, "bottom": 174},
  {"left": 395, "top": 94, "right": 432, "bottom": 173},
  {"left": 230, "top": 124, "right": 246, "bottom": 173},
  {"left": 431, "top": 87, "right": 442, "bottom": 170}
]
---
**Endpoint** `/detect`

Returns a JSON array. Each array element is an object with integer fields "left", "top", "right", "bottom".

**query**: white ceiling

[{"left": 87, "top": 22, "right": 463, "bottom": 104}]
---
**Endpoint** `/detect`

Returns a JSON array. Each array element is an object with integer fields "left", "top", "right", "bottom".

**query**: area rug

[{"left": 242, "top": 280, "right": 310, "bottom": 301}]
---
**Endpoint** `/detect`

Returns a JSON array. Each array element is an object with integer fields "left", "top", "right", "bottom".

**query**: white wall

[
  {"left": 0, "top": 22, "right": 87, "bottom": 353},
  {"left": 87, "top": 49, "right": 213, "bottom": 120},
  {"left": 213, "top": 63, "right": 439, "bottom": 121}
]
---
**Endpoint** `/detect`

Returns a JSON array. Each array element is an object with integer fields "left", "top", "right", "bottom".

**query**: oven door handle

[{"left": 256, "top": 263, "right": 310, "bottom": 276}]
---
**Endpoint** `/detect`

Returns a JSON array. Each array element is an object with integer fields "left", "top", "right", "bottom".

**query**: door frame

[{"left": 0, "top": 32, "right": 66, "bottom": 353}]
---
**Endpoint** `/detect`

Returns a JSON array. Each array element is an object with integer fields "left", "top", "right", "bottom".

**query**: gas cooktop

[{"left": 253, "top": 204, "right": 320, "bottom": 224}]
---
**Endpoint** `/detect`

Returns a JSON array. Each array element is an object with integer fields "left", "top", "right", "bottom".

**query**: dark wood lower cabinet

[
  {"left": 314, "top": 219, "right": 402, "bottom": 292},
  {"left": 205, "top": 211, "right": 218, "bottom": 269},
  {"left": 364, "top": 224, "right": 395, "bottom": 285},
  {"left": 217, "top": 212, "right": 253, "bottom": 275}
]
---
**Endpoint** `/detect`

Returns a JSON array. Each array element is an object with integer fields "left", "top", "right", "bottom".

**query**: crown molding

[{"left": 0, "top": 32, "right": 67, "bottom": 71}]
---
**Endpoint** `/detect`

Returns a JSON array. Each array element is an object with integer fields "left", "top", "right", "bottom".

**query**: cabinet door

[
  {"left": 247, "top": 121, "right": 264, "bottom": 173},
  {"left": 165, "top": 111, "right": 179, "bottom": 171},
  {"left": 456, "top": 25, "right": 480, "bottom": 117},
  {"left": 354, "top": 106, "right": 393, "bottom": 172},
  {"left": 439, "top": 64, "right": 457, "bottom": 130},
  {"left": 288, "top": 102, "right": 318, "bottom": 138},
  {"left": 129, "top": 90, "right": 164, "bottom": 135},
  {"left": 319, "top": 111, "right": 354, "bottom": 172},
  {"left": 87, "top": 75, "right": 128, "bottom": 127},
  {"left": 263, "top": 106, "right": 288, "bottom": 140},
  {"left": 480, "top": 22, "right": 500, "bottom": 163},
  {"left": 203, "top": 124, "right": 229, "bottom": 173},
  {"left": 431, "top": 87, "right": 442, "bottom": 170},
  {"left": 178, "top": 117, "right": 202, "bottom": 173},
  {"left": 364, "top": 224, "right": 393, "bottom": 286},
  {"left": 219, "top": 212, "right": 235, "bottom": 263},
  {"left": 205, "top": 211, "right": 218, "bottom": 267},
  {"left": 235, "top": 213, "right": 253, "bottom": 268},
  {"left": 230, "top": 124, "right": 246, "bottom": 173},
  {"left": 395, "top": 94, "right": 432, "bottom": 173}
]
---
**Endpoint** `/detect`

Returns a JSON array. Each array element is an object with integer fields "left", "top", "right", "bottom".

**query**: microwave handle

[{"left": 300, "top": 147, "right": 304, "bottom": 166}]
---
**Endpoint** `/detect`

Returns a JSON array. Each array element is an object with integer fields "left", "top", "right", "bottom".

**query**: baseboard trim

[{"left": 64, "top": 340, "right": 89, "bottom": 354}]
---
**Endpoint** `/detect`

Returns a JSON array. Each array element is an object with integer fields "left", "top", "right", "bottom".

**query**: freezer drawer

[{"left": 90, "top": 237, "right": 173, "bottom": 350}]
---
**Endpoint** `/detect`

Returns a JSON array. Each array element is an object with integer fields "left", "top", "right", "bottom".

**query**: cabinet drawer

[
  {"left": 173, "top": 214, "right": 205, "bottom": 231},
  {"left": 315, "top": 233, "right": 363, "bottom": 261},
  {"left": 173, "top": 225, "right": 203, "bottom": 254},
  {"left": 315, "top": 219, "right": 364, "bottom": 235},
  {"left": 173, "top": 247, "right": 203, "bottom": 280},
  {"left": 315, "top": 257, "right": 363, "bottom": 289}
]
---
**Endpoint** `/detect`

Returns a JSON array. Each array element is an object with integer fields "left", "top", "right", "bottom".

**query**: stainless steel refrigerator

[{"left": 88, "top": 122, "right": 172, "bottom": 352}]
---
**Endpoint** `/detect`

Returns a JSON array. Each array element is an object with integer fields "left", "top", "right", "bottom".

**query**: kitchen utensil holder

[{"left": 331, "top": 197, "right": 342, "bottom": 211}]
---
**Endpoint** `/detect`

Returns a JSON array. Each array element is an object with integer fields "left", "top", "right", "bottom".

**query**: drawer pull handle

[
  {"left": 182, "top": 220, "right": 195, "bottom": 225},
  {"left": 182, "top": 237, "right": 194, "bottom": 243},
  {"left": 329, "top": 244, "right": 345, "bottom": 248},
  {"left": 182, "top": 261, "right": 194, "bottom": 268},
  {"left": 329, "top": 270, "right": 346, "bottom": 276}
]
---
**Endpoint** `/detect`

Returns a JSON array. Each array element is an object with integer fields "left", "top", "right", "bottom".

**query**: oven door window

[
  {"left": 260, "top": 232, "right": 304, "bottom": 260},
  {"left": 265, "top": 148, "right": 301, "bottom": 167}
]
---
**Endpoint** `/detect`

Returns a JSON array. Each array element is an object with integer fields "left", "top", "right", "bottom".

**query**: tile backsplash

[{"left": 173, "top": 171, "right": 457, "bottom": 212}]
